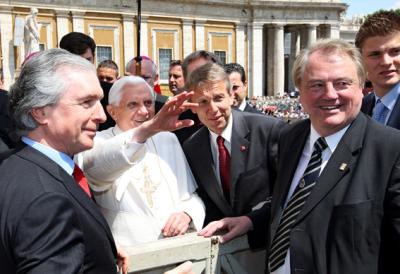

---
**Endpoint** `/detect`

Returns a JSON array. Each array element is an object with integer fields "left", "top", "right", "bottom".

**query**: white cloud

[{"left": 393, "top": 0, "right": 400, "bottom": 9}]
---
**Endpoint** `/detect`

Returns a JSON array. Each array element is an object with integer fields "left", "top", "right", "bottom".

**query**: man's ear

[
  {"left": 31, "top": 107, "right": 49, "bottom": 125},
  {"left": 106, "top": 105, "right": 118, "bottom": 121}
]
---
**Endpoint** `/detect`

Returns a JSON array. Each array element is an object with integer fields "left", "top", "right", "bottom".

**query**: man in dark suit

[
  {"left": 0, "top": 90, "right": 14, "bottom": 152},
  {"left": 183, "top": 63, "right": 283, "bottom": 248},
  {"left": 356, "top": 11, "right": 400, "bottom": 130},
  {"left": 199, "top": 39, "right": 400, "bottom": 274},
  {"left": 224, "top": 62, "right": 263, "bottom": 114},
  {"left": 0, "top": 49, "right": 128, "bottom": 273}
]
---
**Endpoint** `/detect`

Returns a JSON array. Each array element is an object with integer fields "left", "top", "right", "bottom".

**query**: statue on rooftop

[{"left": 24, "top": 8, "right": 41, "bottom": 58}]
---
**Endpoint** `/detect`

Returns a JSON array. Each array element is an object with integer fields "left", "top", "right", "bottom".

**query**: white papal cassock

[{"left": 80, "top": 126, "right": 205, "bottom": 246}]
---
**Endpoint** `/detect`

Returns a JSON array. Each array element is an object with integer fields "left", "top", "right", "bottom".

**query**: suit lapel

[
  {"left": 192, "top": 128, "right": 233, "bottom": 215},
  {"left": 20, "top": 146, "right": 115, "bottom": 244},
  {"left": 387, "top": 94, "right": 400, "bottom": 129},
  {"left": 294, "top": 114, "right": 365, "bottom": 225},
  {"left": 230, "top": 111, "right": 250, "bottom": 203},
  {"left": 270, "top": 120, "right": 310, "bottom": 236}
]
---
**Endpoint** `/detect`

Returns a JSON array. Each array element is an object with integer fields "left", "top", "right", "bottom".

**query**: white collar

[{"left": 309, "top": 124, "right": 350, "bottom": 154}]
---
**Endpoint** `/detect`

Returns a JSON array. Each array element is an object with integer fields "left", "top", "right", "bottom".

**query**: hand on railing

[
  {"left": 117, "top": 245, "right": 129, "bottom": 274},
  {"left": 162, "top": 212, "right": 192, "bottom": 237},
  {"left": 198, "top": 216, "right": 253, "bottom": 244},
  {"left": 164, "top": 261, "right": 194, "bottom": 274}
]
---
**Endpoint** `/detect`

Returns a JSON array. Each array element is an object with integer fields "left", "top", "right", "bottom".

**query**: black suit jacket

[
  {"left": 0, "top": 91, "right": 16, "bottom": 151},
  {"left": 243, "top": 102, "right": 263, "bottom": 114},
  {"left": 268, "top": 114, "right": 400, "bottom": 274},
  {"left": 183, "top": 110, "right": 283, "bottom": 247},
  {"left": 361, "top": 92, "right": 400, "bottom": 129},
  {"left": 98, "top": 81, "right": 116, "bottom": 131},
  {"left": 0, "top": 144, "right": 117, "bottom": 273}
]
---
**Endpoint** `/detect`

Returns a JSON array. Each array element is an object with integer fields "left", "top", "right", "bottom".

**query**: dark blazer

[
  {"left": 0, "top": 91, "right": 16, "bottom": 151},
  {"left": 361, "top": 92, "right": 400, "bottom": 129},
  {"left": 183, "top": 109, "right": 283, "bottom": 247},
  {"left": 98, "top": 81, "right": 116, "bottom": 131},
  {"left": 243, "top": 102, "right": 263, "bottom": 114},
  {"left": 0, "top": 144, "right": 117, "bottom": 273},
  {"left": 268, "top": 114, "right": 400, "bottom": 274}
]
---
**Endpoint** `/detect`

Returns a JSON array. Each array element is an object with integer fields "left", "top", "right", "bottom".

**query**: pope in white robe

[{"left": 80, "top": 76, "right": 205, "bottom": 246}]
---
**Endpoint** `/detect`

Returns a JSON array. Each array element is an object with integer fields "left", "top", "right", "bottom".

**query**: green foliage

[{"left": 364, "top": 8, "right": 400, "bottom": 20}]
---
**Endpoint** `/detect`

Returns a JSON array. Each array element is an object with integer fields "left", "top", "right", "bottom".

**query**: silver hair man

[{"left": 10, "top": 48, "right": 96, "bottom": 133}]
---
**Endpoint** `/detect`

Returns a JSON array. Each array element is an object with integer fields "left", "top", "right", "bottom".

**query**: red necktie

[
  {"left": 73, "top": 164, "right": 92, "bottom": 198},
  {"left": 217, "top": 136, "right": 231, "bottom": 202}
]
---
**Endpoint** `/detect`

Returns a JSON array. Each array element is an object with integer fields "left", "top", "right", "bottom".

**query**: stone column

[
  {"left": 306, "top": 24, "right": 317, "bottom": 47},
  {"left": 182, "top": 19, "right": 193, "bottom": 58},
  {"left": 235, "top": 22, "right": 246, "bottom": 67},
  {"left": 56, "top": 10, "right": 70, "bottom": 43},
  {"left": 123, "top": 14, "right": 135, "bottom": 68},
  {"left": 289, "top": 27, "right": 300, "bottom": 91},
  {"left": 140, "top": 15, "right": 149, "bottom": 57},
  {"left": 0, "top": 7, "right": 15, "bottom": 88},
  {"left": 266, "top": 26, "right": 274, "bottom": 96},
  {"left": 250, "top": 22, "right": 264, "bottom": 97},
  {"left": 328, "top": 23, "right": 340, "bottom": 38},
  {"left": 71, "top": 11, "right": 85, "bottom": 33},
  {"left": 195, "top": 19, "right": 206, "bottom": 50},
  {"left": 298, "top": 26, "right": 306, "bottom": 50},
  {"left": 273, "top": 24, "right": 285, "bottom": 96}
]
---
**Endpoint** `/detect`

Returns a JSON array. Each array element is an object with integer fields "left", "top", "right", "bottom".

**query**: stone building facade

[{"left": 0, "top": 0, "right": 348, "bottom": 95}]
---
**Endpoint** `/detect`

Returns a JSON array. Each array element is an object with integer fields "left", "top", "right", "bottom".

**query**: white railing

[{"left": 125, "top": 233, "right": 265, "bottom": 274}]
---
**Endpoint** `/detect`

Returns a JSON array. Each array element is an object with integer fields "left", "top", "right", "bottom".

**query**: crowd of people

[{"left": 0, "top": 9, "right": 399, "bottom": 274}]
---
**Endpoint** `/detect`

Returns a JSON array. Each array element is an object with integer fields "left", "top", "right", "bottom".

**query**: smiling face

[
  {"left": 190, "top": 80, "right": 233, "bottom": 135},
  {"left": 36, "top": 70, "right": 106, "bottom": 156},
  {"left": 361, "top": 32, "right": 400, "bottom": 97},
  {"left": 299, "top": 50, "right": 363, "bottom": 137},
  {"left": 107, "top": 82, "right": 155, "bottom": 131}
]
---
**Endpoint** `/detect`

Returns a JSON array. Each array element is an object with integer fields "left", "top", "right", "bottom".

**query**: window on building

[
  {"left": 214, "top": 50, "right": 226, "bottom": 65},
  {"left": 159, "top": 48, "right": 172, "bottom": 80},
  {"left": 96, "top": 46, "right": 113, "bottom": 64}
]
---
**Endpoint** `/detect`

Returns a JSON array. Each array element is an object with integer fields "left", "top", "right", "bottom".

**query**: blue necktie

[{"left": 372, "top": 99, "right": 389, "bottom": 124}]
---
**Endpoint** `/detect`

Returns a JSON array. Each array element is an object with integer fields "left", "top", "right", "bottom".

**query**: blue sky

[{"left": 343, "top": 0, "right": 400, "bottom": 17}]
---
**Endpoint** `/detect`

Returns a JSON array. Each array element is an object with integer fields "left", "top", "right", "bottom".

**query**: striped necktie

[{"left": 269, "top": 137, "right": 328, "bottom": 272}]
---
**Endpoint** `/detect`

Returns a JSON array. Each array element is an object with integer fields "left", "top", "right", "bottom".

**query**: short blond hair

[
  {"left": 185, "top": 62, "right": 230, "bottom": 93},
  {"left": 292, "top": 39, "right": 366, "bottom": 88}
]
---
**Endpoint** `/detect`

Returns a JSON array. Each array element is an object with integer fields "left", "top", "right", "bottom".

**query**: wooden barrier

[{"left": 124, "top": 233, "right": 265, "bottom": 274}]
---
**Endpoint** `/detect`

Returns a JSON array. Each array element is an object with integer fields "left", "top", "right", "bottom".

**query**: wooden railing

[{"left": 125, "top": 233, "right": 265, "bottom": 274}]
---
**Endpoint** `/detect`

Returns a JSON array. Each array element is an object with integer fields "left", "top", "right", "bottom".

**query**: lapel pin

[
  {"left": 240, "top": 145, "right": 247, "bottom": 152},
  {"left": 339, "top": 163, "right": 348, "bottom": 171}
]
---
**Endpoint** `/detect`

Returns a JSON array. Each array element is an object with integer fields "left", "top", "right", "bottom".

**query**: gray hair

[
  {"left": 9, "top": 48, "right": 96, "bottom": 132},
  {"left": 108, "top": 75, "right": 155, "bottom": 106},
  {"left": 292, "top": 39, "right": 366, "bottom": 88}
]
